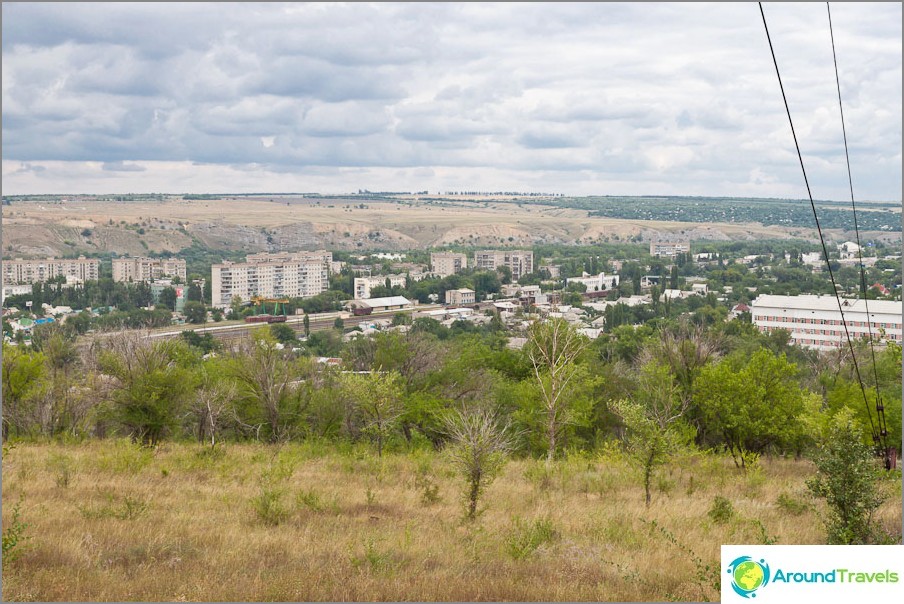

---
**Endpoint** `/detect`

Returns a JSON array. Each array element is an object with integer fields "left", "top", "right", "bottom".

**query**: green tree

[
  {"left": 183, "top": 301, "right": 207, "bottom": 324},
  {"left": 1, "top": 343, "right": 46, "bottom": 438},
  {"left": 696, "top": 349, "right": 808, "bottom": 468},
  {"left": 807, "top": 412, "right": 887, "bottom": 544},
  {"left": 525, "top": 318, "right": 590, "bottom": 464},
  {"left": 303, "top": 313, "right": 310, "bottom": 337},
  {"left": 340, "top": 371, "right": 404, "bottom": 457},
  {"left": 269, "top": 323, "right": 298, "bottom": 345},
  {"left": 333, "top": 317, "right": 345, "bottom": 330},
  {"left": 158, "top": 287, "right": 178, "bottom": 312},
  {"left": 98, "top": 336, "right": 197, "bottom": 445}
]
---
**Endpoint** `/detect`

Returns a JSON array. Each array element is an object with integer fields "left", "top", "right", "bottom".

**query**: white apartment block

[
  {"left": 112, "top": 257, "right": 187, "bottom": 283},
  {"left": 474, "top": 250, "right": 534, "bottom": 282},
  {"left": 650, "top": 240, "right": 690, "bottom": 258},
  {"left": 211, "top": 250, "right": 332, "bottom": 308},
  {"left": 430, "top": 252, "right": 468, "bottom": 277},
  {"left": 445, "top": 288, "right": 476, "bottom": 305},
  {"left": 2, "top": 256, "right": 100, "bottom": 285},
  {"left": 751, "top": 294, "right": 902, "bottom": 350},
  {"left": 354, "top": 274, "right": 407, "bottom": 299},
  {"left": 566, "top": 272, "right": 620, "bottom": 292}
]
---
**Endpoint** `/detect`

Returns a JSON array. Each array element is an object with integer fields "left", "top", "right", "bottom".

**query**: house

[{"left": 445, "top": 288, "right": 476, "bottom": 306}]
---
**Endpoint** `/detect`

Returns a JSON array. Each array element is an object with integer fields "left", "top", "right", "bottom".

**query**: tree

[
  {"left": 1, "top": 343, "right": 46, "bottom": 439},
  {"left": 340, "top": 371, "right": 404, "bottom": 457},
  {"left": 612, "top": 361, "right": 687, "bottom": 507},
  {"left": 525, "top": 318, "right": 589, "bottom": 464},
  {"left": 303, "top": 314, "right": 310, "bottom": 337},
  {"left": 190, "top": 361, "right": 236, "bottom": 448},
  {"left": 269, "top": 323, "right": 298, "bottom": 345},
  {"left": 158, "top": 287, "right": 177, "bottom": 312},
  {"left": 444, "top": 408, "right": 515, "bottom": 520},
  {"left": 186, "top": 284, "right": 203, "bottom": 302},
  {"left": 333, "top": 317, "right": 345, "bottom": 330},
  {"left": 96, "top": 335, "right": 197, "bottom": 446},
  {"left": 230, "top": 331, "right": 309, "bottom": 443},
  {"left": 696, "top": 349, "right": 808, "bottom": 468},
  {"left": 807, "top": 412, "right": 887, "bottom": 544},
  {"left": 183, "top": 301, "right": 207, "bottom": 324}
]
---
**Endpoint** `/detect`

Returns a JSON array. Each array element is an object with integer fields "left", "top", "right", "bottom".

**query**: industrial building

[{"left": 751, "top": 294, "right": 902, "bottom": 350}]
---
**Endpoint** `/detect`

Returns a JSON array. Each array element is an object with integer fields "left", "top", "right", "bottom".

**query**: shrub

[
  {"left": 776, "top": 492, "right": 808, "bottom": 516},
  {"left": 505, "top": 516, "right": 558, "bottom": 560},
  {"left": 2, "top": 500, "right": 29, "bottom": 566},
  {"left": 708, "top": 496, "right": 734, "bottom": 524},
  {"left": 251, "top": 486, "right": 287, "bottom": 526},
  {"left": 807, "top": 414, "right": 887, "bottom": 544}
]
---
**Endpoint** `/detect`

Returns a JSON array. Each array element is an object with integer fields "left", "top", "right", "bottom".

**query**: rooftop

[{"left": 751, "top": 294, "right": 901, "bottom": 315}]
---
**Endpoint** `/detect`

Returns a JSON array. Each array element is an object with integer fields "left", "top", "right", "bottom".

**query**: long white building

[
  {"left": 354, "top": 274, "right": 407, "bottom": 299},
  {"left": 751, "top": 294, "right": 902, "bottom": 350},
  {"left": 211, "top": 251, "right": 332, "bottom": 308},
  {"left": 566, "top": 272, "right": 620, "bottom": 292}
]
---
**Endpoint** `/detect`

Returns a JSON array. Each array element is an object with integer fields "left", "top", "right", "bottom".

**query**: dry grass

[{"left": 2, "top": 441, "right": 901, "bottom": 602}]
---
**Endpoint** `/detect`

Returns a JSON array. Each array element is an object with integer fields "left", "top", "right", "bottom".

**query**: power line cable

[
  {"left": 758, "top": 2, "right": 878, "bottom": 443},
  {"left": 826, "top": 2, "right": 889, "bottom": 459}
]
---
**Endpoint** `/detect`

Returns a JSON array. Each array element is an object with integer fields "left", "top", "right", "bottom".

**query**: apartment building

[
  {"left": 565, "top": 272, "right": 620, "bottom": 292},
  {"left": 112, "top": 257, "right": 187, "bottom": 283},
  {"left": 649, "top": 240, "right": 690, "bottom": 258},
  {"left": 751, "top": 294, "right": 902, "bottom": 350},
  {"left": 2, "top": 256, "right": 100, "bottom": 285},
  {"left": 210, "top": 250, "right": 332, "bottom": 308},
  {"left": 473, "top": 250, "right": 534, "bottom": 282},
  {"left": 354, "top": 274, "right": 407, "bottom": 299},
  {"left": 430, "top": 252, "right": 468, "bottom": 277},
  {"left": 444, "top": 288, "right": 476, "bottom": 306}
]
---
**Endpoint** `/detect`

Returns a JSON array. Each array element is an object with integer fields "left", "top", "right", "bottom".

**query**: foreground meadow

[{"left": 2, "top": 440, "right": 901, "bottom": 602}]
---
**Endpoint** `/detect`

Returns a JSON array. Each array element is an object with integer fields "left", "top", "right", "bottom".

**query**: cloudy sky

[{"left": 2, "top": 2, "right": 901, "bottom": 200}]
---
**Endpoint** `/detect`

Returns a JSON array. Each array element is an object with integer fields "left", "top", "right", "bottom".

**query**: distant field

[
  {"left": 1, "top": 195, "right": 835, "bottom": 259},
  {"left": 3, "top": 441, "right": 901, "bottom": 601}
]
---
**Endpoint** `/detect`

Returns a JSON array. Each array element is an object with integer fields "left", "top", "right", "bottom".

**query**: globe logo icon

[{"left": 727, "top": 556, "right": 770, "bottom": 598}]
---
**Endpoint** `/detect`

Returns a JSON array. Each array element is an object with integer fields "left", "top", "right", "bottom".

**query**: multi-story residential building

[
  {"left": 2, "top": 256, "right": 100, "bottom": 285},
  {"left": 444, "top": 288, "right": 476, "bottom": 306},
  {"left": 474, "top": 250, "right": 534, "bottom": 282},
  {"left": 210, "top": 250, "right": 332, "bottom": 308},
  {"left": 565, "top": 272, "right": 620, "bottom": 292},
  {"left": 431, "top": 252, "right": 468, "bottom": 277},
  {"left": 354, "top": 274, "right": 407, "bottom": 299},
  {"left": 650, "top": 240, "right": 690, "bottom": 258},
  {"left": 112, "top": 257, "right": 187, "bottom": 283},
  {"left": 751, "top": 294, "right": 902, "bottom": 350}
]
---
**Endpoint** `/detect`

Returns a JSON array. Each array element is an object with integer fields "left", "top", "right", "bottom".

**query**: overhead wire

[
  {"left": 757, "top": 2, "right": 879, "bottom": 444},
  {"left": 826, "top": 2, "right": 889, "bottom": 459}
]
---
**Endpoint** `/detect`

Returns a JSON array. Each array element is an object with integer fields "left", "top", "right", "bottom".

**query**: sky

[{"left": 2, "top": 2, "right": 901, "bottom": 200}]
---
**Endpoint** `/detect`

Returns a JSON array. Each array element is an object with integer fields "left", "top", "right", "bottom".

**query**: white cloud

[{"left": 1, "top": 2, "right": 900, "bottom": 200}]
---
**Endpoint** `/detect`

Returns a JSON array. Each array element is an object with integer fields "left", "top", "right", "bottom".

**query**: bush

[
  {"left": 505, "top": 516, "right": 558, "bottom": 560},
  {"left": 806, "top": 414, "right": 887, "bottom": 544},
  {"left": 2, "top": 500, "right": 29, "bottom": 566},
  {"left": 251, "top": 486, "right": 288, "bottom": 526},
  {"left": 708, "top": 496, "right": 734, "bottom": 524}
]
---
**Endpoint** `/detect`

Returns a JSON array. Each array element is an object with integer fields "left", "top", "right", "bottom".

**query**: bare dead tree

[{"left": 525, "top": 318, "right": 588, "bottom": 464}]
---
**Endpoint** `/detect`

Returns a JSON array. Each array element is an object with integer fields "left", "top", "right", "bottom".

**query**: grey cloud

[{"left": 102, "top": 161, "right": 146, "bottom": 172}]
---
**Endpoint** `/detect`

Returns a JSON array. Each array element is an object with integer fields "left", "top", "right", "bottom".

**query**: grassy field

[{"left": 2, "top": 441, "right": 901, "bottom": 601}]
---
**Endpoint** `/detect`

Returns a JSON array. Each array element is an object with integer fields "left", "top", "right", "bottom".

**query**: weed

[
  {"left": 2, "top": 500, "right": 29, "bottom": 566},
  {"left": 296, "top": 489, "right": 323, "bottom": 512},
  {"left": 365, "top": 486, "right": 377, "bottom": 508},
  {"left": 776, "top": 492, "right": 808, "bottom": 516},
  {"left": 251, "top": 486, "right": 287, "bottom": 526},
  {"left": 707, "top": 496, "right": 734, "bottom": 524},
  {"left": 414, "top": 466, "right": 441, "bottom": 506},
  {"left": 645, "top": 519, "right": 719, "bottom": 601},
  {"left": 350, "top": 537, "right": 393, "bottom": 572},
  {"left": 505, "top": 516, "right": 558, "bottom": 560},
  {"left": 46, "top": 453, "right": 73, "bottom": 488},
  {"left": 749, "top": 518, "right": 779, "bottom": 545}
]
